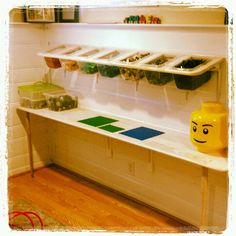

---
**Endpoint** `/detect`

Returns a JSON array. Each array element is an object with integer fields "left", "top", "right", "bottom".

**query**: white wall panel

[{"left": 8, "top": 24, "right": 49, "bottom": 175}]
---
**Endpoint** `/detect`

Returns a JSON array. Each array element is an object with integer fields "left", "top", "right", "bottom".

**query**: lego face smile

[
  {"left": 191, "top": 121, "right": 213, "bottom": 144},
  {"left": 190, "top": 102, "right": 228, "bottom": 153}
]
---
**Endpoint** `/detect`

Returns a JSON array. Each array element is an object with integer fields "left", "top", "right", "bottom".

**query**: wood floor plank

[{"left": 8, "top": 165, "right": 197, "bottom": 232}]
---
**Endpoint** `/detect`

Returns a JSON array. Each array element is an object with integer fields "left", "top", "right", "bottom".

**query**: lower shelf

[{"left": 17, "top": 106, "right": 228, "bottom": 172}]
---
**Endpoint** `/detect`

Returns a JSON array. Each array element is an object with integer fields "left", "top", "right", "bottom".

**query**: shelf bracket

[
  {"left": 25, "top": 112, "right": 34, "bottom": 177},
  {"left": 107, "top": 137, "right": 113, "bottom": 159},
  {"left": 213, "top": 63, "right": 222, "bottom": 102},
  {"left": 147, "top": 150, "right": 154, "bottom": 172},
  {"left": 95, "top": 72, "right": 99, "bottom": 84},
  {"left": 199, "top": 167, "right": 209, "bottom": 231},
  {"left": 135, "top": 80, "right": 139, "bottom": 91}
]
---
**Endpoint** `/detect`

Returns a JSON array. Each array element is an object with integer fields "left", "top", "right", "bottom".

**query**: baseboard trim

[{"left": 8, "top": 160, "right": 52, "bottom": 178}]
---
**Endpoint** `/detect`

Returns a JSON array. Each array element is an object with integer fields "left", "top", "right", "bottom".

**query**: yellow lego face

[
  {"left": 190, "top": 113, "right": 227, "bottom": 153},
  {"left": 190, "top": 102, "right": 228, "bottom": 154}
]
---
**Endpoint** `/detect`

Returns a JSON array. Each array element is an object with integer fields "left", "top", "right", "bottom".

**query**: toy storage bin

[
  {"left": 120, "top": 67, "right": 146, "bottom": 81},
  {"left": 119, "top": 51, "right": 151, "bottom": 81},
  {"left": 98, "top": 64, "right": 120, "bottom": 78},
  {"left": 77, "top": 48, "right": 101, "bottom": 74},
  {"left": 80, "top": 62, "right": 98, "bottom": 74},
  {"left": 20, "top": 97, "right": 47, "bottom": 109},
  {"left": 173, "top": 56, "right": 211, "bottom": 90},
  {"left": 146, "top": 71, "right": 174, "bottom": 85},
  {"left": 97, "top": 50, "right": 121, "bottom": 78},
  {"left": 174, "top": 71, "right": 211, "bottom": 90},
  {"left": 44, "top": 91, "right": 78, "bottom": 111},
  {"left": 18, "top": 82, "right": 64, "bottom": 100},
  {"left": 60, "top": 60, "right": 79, "bottom": 71},
  {"left": 44, "top": 57, "right": 61, "bottom": 68},
  {"left": 174, "top": 57, "right": 208, "bottom": 70},
  {"left": 144, "top": 54, "right": 175, "bottom": 85}
]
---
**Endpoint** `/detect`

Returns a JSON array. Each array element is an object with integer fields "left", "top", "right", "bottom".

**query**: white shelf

[
  {"left": 18, "top": 106, "right": 228, "bottom": 172},
  {"left": 38, "top": 44, "right": 224, "bottom": 76},
  {"left": 46, "top": 22, "right": 229, "bottom": 29}
]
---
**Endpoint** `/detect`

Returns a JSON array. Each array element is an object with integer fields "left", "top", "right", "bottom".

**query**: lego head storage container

[{"left": 190, "top": 102, "right": 228, "bottom": 155}]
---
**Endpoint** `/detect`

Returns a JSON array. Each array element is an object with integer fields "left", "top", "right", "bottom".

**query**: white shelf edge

[
  {"left": 9, "top": 22, "right": 229, "bottom": 29},
  {"left": 49, "top": 23, "right": 228, "bottom": 28},
  {"left": 18, "top": 107, "right": 228, "bottom": 172}
]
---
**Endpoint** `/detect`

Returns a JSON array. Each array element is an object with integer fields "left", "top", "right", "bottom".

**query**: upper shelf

[
  {"left": 18, "top": 106, "right": 228, "bottom": 172},
  {"left": 10, "top": 22, "right": 229, "bottom": 29},
  {"left": 38, "top": 44, "right": 224, "bottom": 76}
]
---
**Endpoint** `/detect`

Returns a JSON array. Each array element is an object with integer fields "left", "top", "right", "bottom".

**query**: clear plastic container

[
  {"left": 144, "top": 55, "right": 175, "bottom": 85},
  {"left": 18, "top": 82, "right": 64, "bottom": 100},
  {"left": 44, "top": 91, "right": 78, "bottom": 111},
  {"left": 96, "top": 50, "right": 121, "bottom": 78},
  {"left": 80, "top": 62, "right": 98, "bottom": 74},
  {"left": 20, "top": 97, "right": 47, "bottom": 109},
  {"left": 119, "top": 52, "right": 151, "bottom": 81},
  {"left": 60, "top": 60, "right": 79, "bottom": 71},
  {"left": 173, "top": 57, "right": 211, "bottom": 90},
  {"left": 120, "top": 67, "right": 146, "bottom": 81},
  {"left": 98, "top": 64, "right": 120, "bottom": 78},
  {"left": 174, "top": 72, "right": 211, "bottom": 90}
]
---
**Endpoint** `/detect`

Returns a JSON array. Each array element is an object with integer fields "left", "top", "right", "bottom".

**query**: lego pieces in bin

[
  {"left": 175, "top": 58, "right": 207, "bottom": 70},
  {"left": 120, "top": 68, "right": 146, "bottom": 81},
  {"left": 44, "top": 57, "right": 61, "bottom": 69},
  {"left": 81, "top": 63, "right": 98, "bottom": 74},
  {"left": 120, "top": 52, "right": 150, "bottom": 81},
  {"left": 60, "top": 60, "right": 79, "bottom": 71},
  {"left": 20, "top": 97, "right": 47, "bottom": 109},
  {"left": 173, "top": 57, "right": 211, "bottom": 90},
  {"left": 121, "top": 52, "right": 150, "bottom": 63},
  {"left": 174, "top": 72, "right": 211, "bottom": 90},
  {"left": 98, "top": 65, "right": 120, "bottom": 78},
  {"left": 44, "top": 92, "right": 78, "bottom": 111},
  {"left": 146, "top": 72, "right": 173, "bottom": 85}
]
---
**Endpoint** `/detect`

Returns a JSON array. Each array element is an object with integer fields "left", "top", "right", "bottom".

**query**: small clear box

[
  {"left": 44, "top": 91, "right": 78, "bottom": 111},
  {"left": 20, "top": 97, "right": 47, "bottom": 109}
]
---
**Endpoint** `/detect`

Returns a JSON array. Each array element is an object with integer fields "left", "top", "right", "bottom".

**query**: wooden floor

[{"left": 8, "top": 165, "right": 197, "bottom": 232}]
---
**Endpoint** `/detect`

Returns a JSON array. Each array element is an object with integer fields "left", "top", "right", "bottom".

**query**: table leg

[
  {"left": 25, "top": 112, "right": 34, "bottom": 177},
  {"left": 200, "top": 167, "right": 209, "bottom": 231}
]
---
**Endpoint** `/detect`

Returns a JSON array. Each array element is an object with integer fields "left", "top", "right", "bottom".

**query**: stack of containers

[{"left": 18, "top": 81, "right": 64, "bottom": 109}]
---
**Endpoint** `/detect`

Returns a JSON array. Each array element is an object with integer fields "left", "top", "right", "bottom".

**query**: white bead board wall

[{"left": 8, "top": 24, "right": 51, "bottom": 176}]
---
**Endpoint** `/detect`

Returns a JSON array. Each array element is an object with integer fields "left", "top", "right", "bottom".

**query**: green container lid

[{"left": 18, "top": 81, "right": 63, "bottom": 92}]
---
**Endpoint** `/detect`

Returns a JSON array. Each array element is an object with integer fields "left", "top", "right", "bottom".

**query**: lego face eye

[
  {"left": 203, "top": 128, "right": 209, "bottom": 134},
  {"left": 193, "top": 126, "right": 197, "bottom": 132}
]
